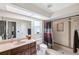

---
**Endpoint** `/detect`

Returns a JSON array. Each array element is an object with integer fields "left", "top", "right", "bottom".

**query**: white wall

[
  {"left": 53, "top": 16, "right": 79, "bottom": 49},
  {"left": 53, "top": 18, "right": 69, "bottom": 46}
]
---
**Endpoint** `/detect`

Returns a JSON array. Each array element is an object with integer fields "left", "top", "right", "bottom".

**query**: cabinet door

[
  {"left": 30, "top": 46, "right": 36, "bottom": 55},
  {"left": 11, "top": 44, "right": 29, "bottom": 55},
  {"left": 11, "top": 48, "right": 19, "bottom": 55},
  {"left": 22, "top": 45, "right": 29, "bottom": 55},
  {"left": 29, "top": 42, "right": 36, "bottom": 55},
  {"left": 0, "top": 50, "right": 11, "bottom": 55},
  {"left": 24, "top": 49, "right": 29, "bottom": 55}
]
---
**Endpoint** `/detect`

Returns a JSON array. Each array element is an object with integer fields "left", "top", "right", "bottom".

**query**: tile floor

[
  {"left": 37, "top": 48, "right": 79, "bottom": 55},
  {"left": 46, "top": 48, "right": 79, "bottom": 55},
  {"left": 37, "top": 43, "right": 79, "bottom": 55}
]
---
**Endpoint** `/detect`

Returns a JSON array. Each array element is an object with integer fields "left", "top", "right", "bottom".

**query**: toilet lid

[{"left": 40, "top": 44, "right": 47, "bottom": 48}]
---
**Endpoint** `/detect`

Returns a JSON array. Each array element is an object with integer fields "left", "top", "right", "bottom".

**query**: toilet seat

[{"left": 40, "top": 44, "right": 47, "bottom": 49}]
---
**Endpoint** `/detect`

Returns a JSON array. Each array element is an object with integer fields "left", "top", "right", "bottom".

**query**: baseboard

[{"left": 54, "top": 42, "right": 73, "bottom": 52}]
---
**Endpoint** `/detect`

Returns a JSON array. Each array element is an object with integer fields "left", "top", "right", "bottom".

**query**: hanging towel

[{"left": 73, "top": 30, "right": 79, "bottom": 53}]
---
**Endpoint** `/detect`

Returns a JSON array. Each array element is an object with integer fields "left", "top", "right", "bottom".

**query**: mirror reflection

[
  {"left": 0, "top": 21, "right": 6, "bottom": 40},
  {"left": 8, "top": 22, "right": 16, "bottom": 39},
  {"left": 0, "top": 20, "right": 31, "bottom": 40}
]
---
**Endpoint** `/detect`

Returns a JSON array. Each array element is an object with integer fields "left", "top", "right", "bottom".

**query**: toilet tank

[{"left": 37, "top": 38, "right": 43, "bottom": 44}]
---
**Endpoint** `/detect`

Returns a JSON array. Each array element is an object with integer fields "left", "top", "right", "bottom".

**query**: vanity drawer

[
  {"left": 24, "top": 49, "right": 29, "bottom": 55},
  {"left": 11, "top": 44, "right": 29, "bottom": 55},
  {"left": 21, "top": 44, "right": 29, "bottom": 50},
  {"left": 11, "top": 47, "right": 21, "bottom": 55}
]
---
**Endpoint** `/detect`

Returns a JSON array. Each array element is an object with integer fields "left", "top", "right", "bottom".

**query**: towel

[{"left": 73, "top": 30, "right": 79, "bottom": 53}]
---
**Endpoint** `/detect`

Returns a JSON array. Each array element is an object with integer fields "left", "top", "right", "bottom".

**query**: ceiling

[
  {"left": 13, "top": 3, "right": 51, "bottom": 17},
  {"left": 13, "top": 3, "right": 76, "bottom": 20},
  {"left": 33, "top": 3, "right": 75, "bottom": 12}
]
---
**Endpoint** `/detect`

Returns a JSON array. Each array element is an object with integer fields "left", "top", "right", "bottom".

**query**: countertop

[{"left": 0, "top": 39, "right": 36, "bottom": 53}]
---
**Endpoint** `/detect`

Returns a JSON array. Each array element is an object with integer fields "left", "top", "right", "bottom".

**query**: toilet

[{"left": 37, "top": 43, "right": 47, "bottom": 55}]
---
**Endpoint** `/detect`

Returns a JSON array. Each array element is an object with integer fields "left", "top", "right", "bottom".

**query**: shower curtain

[{"left": 43, "top": 21, "right": 53, "bottom": 48}]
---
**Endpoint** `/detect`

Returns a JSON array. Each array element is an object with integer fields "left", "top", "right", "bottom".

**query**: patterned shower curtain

[{"left": 44, "top": 21, "right": 53, "bottom": 48}]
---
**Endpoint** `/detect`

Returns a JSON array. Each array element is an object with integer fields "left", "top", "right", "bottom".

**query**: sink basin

[{"left": 13, "top": 40, "right": 26, "bottom": 45}]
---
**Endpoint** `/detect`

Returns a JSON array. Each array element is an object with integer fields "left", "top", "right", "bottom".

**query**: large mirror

[
  {"left": 8, "top": 21, "right": 16, "bottom": 39},
  {"left": 0, "top": 19, "right": 31, "bottom": 40},
  {"left": 0, "top": 21, "right": 16, "bottom": 40},
  {"left": 0, "top": 21, "right": 6, "bottom": 40}
]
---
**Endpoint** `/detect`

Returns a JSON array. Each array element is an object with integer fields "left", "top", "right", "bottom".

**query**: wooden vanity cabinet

[
  {"left": 0, "top": 42, "right": 36, "bottom": 55},
  {"left": 0, "top": 50, "right": 11, "bottom": 55}
]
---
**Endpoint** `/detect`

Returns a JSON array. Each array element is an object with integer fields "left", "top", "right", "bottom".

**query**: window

[{"left": 34, "top": 20, "right": 41, "bottom": 34}]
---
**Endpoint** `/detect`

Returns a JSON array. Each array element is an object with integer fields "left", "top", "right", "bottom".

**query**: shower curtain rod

[{"left": 52, "top": 14, "right": 79, "bottom": 22}]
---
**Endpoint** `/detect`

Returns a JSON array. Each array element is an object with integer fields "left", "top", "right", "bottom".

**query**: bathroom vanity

[{"left": 0, "top": 39, "right": 36, "bottom": 55}]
